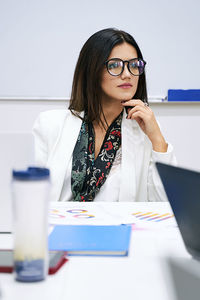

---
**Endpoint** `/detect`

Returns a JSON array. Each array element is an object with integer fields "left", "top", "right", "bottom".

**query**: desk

[{"left": 0, "top": 202, "right": 191, "bottom": 300}]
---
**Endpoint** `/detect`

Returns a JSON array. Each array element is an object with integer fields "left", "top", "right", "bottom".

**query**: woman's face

[{"left": 101, "top": 42, "right": 139, "bottom": 104}]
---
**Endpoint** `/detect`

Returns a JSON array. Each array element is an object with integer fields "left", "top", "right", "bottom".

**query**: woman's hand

[{"left": 121, "top": 99, "right": 168, "bottom": 153}]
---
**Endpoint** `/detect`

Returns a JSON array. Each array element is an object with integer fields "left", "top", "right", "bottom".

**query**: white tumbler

[{"left": 12, "top": 167, "right": 50, "bottom": 282}]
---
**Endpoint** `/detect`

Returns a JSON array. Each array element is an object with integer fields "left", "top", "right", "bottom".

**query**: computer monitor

[{"left": 156, "top": 162, "right": 200, "bottom": 260}]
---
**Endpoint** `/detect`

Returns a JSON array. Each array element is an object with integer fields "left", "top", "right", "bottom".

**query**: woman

[{"left": 33, "top": 28, "right": 176, "bottom": 202}]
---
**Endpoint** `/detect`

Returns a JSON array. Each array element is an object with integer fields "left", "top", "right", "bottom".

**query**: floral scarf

[{"left": 71, "top": 112, "right": 122, "bottom": 201}]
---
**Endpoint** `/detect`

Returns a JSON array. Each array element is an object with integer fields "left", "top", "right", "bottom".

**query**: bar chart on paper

[
  {"left": 101, "top": 202, "right": 178, "bottom": 229},
  {"left": 129, "top": 210, "right": 177, "bottom": 229},
  {"left": 132, "top": 211, "right": 174, "bottom": 222}
]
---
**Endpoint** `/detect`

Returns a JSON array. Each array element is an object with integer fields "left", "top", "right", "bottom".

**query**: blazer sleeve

[
  {"left": 32, "top": 112, "right": 49, "bottom": 167},
  {"left": 32, "top": 109, "right": 69, "bottom": 167},
  {"left": 147, "top": 143, "right": 177, "bottom": 201}
]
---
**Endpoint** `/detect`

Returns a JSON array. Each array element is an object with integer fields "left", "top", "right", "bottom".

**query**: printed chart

[
  {"left": 49, "top": 203, "right": 123, "bottom": 225},
  {"left": 99, "top": 202, "right": 178, "bottom": 229},
  {"left": 49, "top": 202, "right": 177, "bottom": 228},
  {"left": 132, "top": 211, "right": 174, "bottom": 222},
  {"left": 129, "top": 211, "right": 176, "bottom": 229}
]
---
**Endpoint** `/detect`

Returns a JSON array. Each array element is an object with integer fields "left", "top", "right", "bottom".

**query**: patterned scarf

[{"left": 71, "top": 112, "right": 122, "bottom": 201}]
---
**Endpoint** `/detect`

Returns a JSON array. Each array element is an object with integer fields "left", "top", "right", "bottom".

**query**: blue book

[
  {"left": 48, "top": 225, "right": 132, "bottom": 256},
  {"left": 168, "top": 89, "right": 200, "bottom": 101}
]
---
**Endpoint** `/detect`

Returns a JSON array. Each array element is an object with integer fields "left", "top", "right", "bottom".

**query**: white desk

[{"left": 0, "top": 202, "right": 192, "bottom": 300}]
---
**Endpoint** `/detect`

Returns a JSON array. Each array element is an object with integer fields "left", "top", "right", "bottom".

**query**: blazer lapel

[
  {"left": 47, "top": 112, "right": 83, "bottom": 201},
  {"left": 119, "top": 110, "right": 141, "bottom": 202}
]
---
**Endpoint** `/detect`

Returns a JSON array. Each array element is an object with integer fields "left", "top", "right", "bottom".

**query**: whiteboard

[{"left": 0, "top": 0, "right": 199, "bottom": 99}]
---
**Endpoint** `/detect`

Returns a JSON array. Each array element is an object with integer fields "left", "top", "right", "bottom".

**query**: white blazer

[{"left": 33, "top": 109, "right": 177, "bottom": 202}]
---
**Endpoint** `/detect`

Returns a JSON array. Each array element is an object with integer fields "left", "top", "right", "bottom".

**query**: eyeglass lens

[{"left": 107, "top": 59, "right": 145, "bottom": 76}]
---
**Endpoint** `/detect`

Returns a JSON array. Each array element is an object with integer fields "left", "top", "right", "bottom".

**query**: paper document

[
  {"left": 49, "top": 202, "right": 123, "bottom": 225},
  {"left": 49, "top": 202, "right": 177, "bottom": 228}
]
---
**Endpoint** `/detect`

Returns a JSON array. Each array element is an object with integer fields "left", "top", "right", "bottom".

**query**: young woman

[{"left": 33, "top": 28, "right": 176, "bottom": 202}]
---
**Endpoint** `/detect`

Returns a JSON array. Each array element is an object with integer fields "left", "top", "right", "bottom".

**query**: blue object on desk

[
  {"left": 48, "top": 225, "right": 132, "bottom": 256},
  {"left": 168, "top": 89, "right": 200, "bottom": 101}
]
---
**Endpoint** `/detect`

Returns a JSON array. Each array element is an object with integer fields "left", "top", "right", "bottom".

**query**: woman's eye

[
  {"left": 108, "top": 62, "right": 119, "bottom": 69},
  {"left": 129, "top": 62, "right": 137, "bottom": 68}
]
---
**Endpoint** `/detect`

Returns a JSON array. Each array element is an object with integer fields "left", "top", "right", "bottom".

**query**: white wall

[
  {"left": 0, "top": 0, "right": 200, "bottom": 98},
  {"left": 152, "top": 102, "right": 200, "bottom": 171}
]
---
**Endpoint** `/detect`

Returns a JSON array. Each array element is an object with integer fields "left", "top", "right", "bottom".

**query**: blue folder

[
  {"left": 168, "top": 89, "right": 200, "bottom": 101},
  {"left": 48, "top": 225, "right": 132, "bottom": 256}
]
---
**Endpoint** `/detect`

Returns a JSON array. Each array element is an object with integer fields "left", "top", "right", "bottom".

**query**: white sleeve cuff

[{"left": 152, "top": 143, "right": 177, "bottom": 165}]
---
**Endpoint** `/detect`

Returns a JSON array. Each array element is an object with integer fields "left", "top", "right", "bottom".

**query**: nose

[{"left": 121, "top": 62, "right": 131, "bottom": 78}]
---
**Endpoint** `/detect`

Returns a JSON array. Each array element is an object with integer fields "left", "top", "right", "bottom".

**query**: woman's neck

[{"left": 95, "top": 100, "right": 123, "bottom": 130}]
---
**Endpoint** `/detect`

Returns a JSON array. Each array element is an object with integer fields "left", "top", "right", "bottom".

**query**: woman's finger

[
  {"left": 127, "top": 105, "right": 151, "bottom": 119},
  {"left": 122, "top": 99, "right": 147, "bottom": 107}
]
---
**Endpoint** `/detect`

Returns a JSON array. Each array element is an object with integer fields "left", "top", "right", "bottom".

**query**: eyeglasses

[{"left": 105, "top": 58, "right": 146, "bottom": 76}]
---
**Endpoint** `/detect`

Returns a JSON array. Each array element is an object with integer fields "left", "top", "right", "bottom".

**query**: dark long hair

[{"left": 69, "top": 28, "right": 148, "bottom": 124}]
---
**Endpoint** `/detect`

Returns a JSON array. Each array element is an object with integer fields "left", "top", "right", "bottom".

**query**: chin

[{"left": 119, "top": 92, "right": 135, "bottom": 101}]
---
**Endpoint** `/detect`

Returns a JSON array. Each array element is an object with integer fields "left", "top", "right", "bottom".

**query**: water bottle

[{"left": 12, "top": 167, "right": 50, "bottom": 282}]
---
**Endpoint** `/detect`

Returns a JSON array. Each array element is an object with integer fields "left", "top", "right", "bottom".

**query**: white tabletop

[{"left": 0, "top": 202, "right": 193, "bottom": 300}]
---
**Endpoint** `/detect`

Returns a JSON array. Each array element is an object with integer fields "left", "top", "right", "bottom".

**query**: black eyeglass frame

[{"left": 105, "top": 58, "right": 146, "bottom": 76}]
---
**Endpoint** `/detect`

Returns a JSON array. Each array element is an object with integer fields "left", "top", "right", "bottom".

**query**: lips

[{"left": 118, "top": 83, "right": 133, "bottom": 88}]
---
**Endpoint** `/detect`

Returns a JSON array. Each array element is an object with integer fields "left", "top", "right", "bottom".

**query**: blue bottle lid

[{"left": 12, "top": 167, "right": 50, "bottom": 181}]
